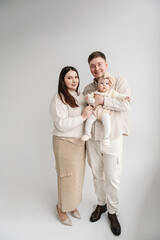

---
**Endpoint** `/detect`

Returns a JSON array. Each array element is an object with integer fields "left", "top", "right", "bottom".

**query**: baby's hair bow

[{"left": 100, "top": 71, "right": 115, "bottom": 85}]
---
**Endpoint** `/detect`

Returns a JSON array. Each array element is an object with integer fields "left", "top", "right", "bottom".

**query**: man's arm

[
  {"left": 104, "top": 77, "right": 131, "bottom": 112},
  {"left": 94, "top": 77, "right": 131, "bottom": 112},
  {"left": 104, "top": 97, "right": 130, "bottom": 112}
]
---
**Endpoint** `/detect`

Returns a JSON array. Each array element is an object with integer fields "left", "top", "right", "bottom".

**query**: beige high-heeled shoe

[
  {"left": 71, "top": 209, "right": 81, "bottom": 219},
  {"left": 56, "top": 205, "right": 72, "bottom": 226}
]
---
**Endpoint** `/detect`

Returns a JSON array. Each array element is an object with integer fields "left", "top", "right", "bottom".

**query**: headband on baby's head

[{"left": 99, "top": 71, "right": 115, "bottom": 85}]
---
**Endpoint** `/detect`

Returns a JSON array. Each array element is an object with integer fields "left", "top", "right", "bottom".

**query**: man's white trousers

[{"left": 86, "top": 136, "right": 123, "bottom": 214}]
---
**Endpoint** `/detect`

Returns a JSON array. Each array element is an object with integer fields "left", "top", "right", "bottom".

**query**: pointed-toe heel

[
  {"left": 56, "top": 205, "right": 72, "bottom": 226},
  {"left": 71, "top": 209, "right": 81, "bottom": 219}
]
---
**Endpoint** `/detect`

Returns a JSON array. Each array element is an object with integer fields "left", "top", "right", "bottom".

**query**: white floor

[
  {"left": 1, "top": 161, "right": 160, "bottom": 240},
  {"left": 1, "top": 1, "right": 160, "bottom": 239}
]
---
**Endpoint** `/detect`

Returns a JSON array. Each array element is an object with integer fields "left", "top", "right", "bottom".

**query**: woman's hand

[{"left": 81, "top": 106, "right": 93, "bottom": 120}]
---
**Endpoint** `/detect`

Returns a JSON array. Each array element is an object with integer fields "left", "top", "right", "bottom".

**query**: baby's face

[{"left": 98, "top": 78, "right": 111, "bottom": 92}]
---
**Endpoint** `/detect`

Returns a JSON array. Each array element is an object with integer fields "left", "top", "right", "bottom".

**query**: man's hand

[{"left": 94, "top": 95, "right": 104, "bottom": 107}]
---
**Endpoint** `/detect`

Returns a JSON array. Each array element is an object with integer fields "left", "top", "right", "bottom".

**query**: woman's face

[{"left": 64, "top": 70, "right": 79, "bottom": 91}]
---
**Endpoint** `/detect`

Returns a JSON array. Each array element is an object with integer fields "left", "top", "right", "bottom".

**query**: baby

[{"left": 81, "top": 72, "right": 131, "bottom": 145}]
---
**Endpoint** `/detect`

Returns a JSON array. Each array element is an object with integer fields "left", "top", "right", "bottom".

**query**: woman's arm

[{"left": 49, "top": 95, "right": 83, "bottom": 132}]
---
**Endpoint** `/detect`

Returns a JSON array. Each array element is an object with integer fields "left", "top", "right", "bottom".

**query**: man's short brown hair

[{"left": 88, "top": 51, "right": 106, "bottom": 63}]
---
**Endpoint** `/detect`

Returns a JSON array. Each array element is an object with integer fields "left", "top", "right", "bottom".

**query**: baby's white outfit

[{"left": 81, "top": 89, "right": 127, "bottom": 145}]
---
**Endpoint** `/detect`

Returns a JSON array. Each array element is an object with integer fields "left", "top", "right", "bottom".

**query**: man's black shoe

[
  {"left": 108, "top": 213, "right": 121, "bottom": 236},
  {"left": 90, "top": 204, "right": 107, "bottom": 222}
]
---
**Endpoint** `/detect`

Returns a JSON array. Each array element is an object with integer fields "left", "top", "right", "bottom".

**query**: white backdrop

[{"left": 0, "top": 0, "right": 160, "bottom": 240}]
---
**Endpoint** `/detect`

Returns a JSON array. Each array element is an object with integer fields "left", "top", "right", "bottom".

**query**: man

[{"left": 83, "top": 51, "right": 131, "bottom": 236}]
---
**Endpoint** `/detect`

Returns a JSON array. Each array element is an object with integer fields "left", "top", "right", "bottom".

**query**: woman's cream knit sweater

[{"left": 49, "top": 91, "right": 85, "bottom": 138}]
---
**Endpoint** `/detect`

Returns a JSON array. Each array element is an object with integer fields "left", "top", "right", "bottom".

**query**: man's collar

[{"left": 93, "top": 78, "right": 98, "bottom": 85}]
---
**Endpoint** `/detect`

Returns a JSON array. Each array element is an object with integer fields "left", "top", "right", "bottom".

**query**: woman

[{"left": 49, "top": 66, "right": 92, "bottom": 226}]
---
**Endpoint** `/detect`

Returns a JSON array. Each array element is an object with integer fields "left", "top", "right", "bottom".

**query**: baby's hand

[{"left": 125, "top": 96, "right": 131, "bottom": 102}]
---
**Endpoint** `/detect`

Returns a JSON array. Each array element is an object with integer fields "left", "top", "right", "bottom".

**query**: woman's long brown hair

[{"left": 58, "top": 66, "right": 80, "bottom": 108}]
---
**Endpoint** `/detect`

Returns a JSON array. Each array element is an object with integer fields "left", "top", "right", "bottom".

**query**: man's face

[{"left": 89, "top": 57, "right": 108, "bottom": 80}]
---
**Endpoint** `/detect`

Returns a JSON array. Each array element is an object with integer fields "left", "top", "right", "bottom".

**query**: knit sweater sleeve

[
  {"left": 49, "top": 94, "right": 84, "bottom": 132},
  {"left": 104, "top": 77, "right": 131, "bottom": 112},
  {"left": 111, "top": 89, "right": 127, "bottom": 100}
]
